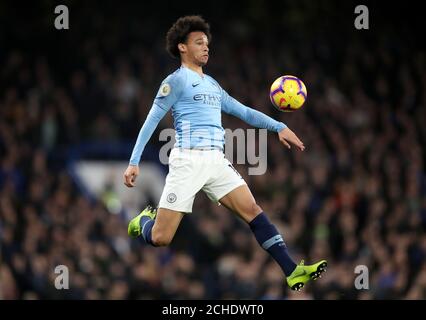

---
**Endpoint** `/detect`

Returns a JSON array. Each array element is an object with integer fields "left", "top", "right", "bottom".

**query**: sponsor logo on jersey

[{"left": 193, "top": 93, "right": 221, "bottom": 106}]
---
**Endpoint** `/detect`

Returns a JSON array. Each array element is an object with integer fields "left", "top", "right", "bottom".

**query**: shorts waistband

[{"left": 176, "top": 146, "right": 224, "bottom": 152}]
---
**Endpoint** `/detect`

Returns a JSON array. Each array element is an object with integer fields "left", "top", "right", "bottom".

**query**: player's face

[{"left": 184, "top": 32, "right": 209, "bottom": 66}]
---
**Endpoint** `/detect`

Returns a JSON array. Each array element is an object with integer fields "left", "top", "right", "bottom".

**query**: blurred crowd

[{"left": 1, "top": 2, "right": 425, "bottom": 300}]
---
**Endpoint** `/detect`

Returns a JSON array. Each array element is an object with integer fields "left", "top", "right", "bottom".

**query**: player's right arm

[
  {"left": 220, "top": 87, "right": 305, "bottom": 151},
  {"left": 124, "top": 73, "right": 185, "bottom": 187}
]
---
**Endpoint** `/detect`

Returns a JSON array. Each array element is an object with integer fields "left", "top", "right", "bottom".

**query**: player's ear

[{"left": 178, "top": 43, "right": 186, "bottom": 54}]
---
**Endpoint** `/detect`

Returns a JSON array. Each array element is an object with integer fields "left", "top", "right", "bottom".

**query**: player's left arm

[{"left": 221, "top": 90, "right": 305, "bottom": 151}]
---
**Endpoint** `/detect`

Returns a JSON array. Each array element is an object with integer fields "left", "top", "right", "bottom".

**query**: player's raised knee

[
  {"left": 151, "top": 232, "right": 173, "bottom": 247},
  {"left": 244, "top": 202, "right": 262, "bottom": 217},
  {"left": 252, "top": 202, "right": 263, "bottom": 214}
]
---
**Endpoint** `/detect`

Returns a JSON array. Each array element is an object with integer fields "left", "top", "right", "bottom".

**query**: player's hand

[
  {"left": 278, "top": 127, "right": 305, "bottom": 151},
  {"left": 123, "top": 165, "right": 139, "bottom": 187}
]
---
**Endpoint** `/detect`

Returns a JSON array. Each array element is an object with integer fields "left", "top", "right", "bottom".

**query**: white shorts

[{"left": 158, "top": 148, "right": 246, "bottom": 213}]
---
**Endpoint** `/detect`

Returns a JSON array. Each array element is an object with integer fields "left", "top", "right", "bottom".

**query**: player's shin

[
  {"left": 140, "top": 216, "right": 156, "bottom": 246},
  {"left": 248, "top": 212, "right": 296, "bottom": 276}
]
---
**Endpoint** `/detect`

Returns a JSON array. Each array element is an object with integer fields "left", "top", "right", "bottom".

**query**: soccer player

[{"left": 123, "top": 15, "right": 327, "bottom": 292}]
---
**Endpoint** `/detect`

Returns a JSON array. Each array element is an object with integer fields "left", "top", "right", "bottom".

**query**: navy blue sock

[
  {"left": 140, "top": 216, "right": 156, "bottom": 246},
  {"left": 249, "top": 212, "right": 296, "bottom": 276}
]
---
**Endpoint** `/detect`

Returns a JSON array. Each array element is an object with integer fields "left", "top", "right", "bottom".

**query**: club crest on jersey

[{"left": 159, "top": 83, "right": 171, "bottom": 97}]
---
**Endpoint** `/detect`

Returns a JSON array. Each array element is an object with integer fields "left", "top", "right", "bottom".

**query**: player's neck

[{"left": 181, "top": 61, "right": 204, "bottom": 78}]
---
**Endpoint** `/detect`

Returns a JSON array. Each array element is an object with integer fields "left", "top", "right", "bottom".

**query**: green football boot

[
  {"left": 127, "top": 206, "right": 157, "bottom": 239},
  {"left": 286, "top": 259, "right": 328, "bottom": 291}
]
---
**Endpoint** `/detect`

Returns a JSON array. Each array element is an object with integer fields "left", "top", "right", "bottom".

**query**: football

[{"left": 269, "top": 75, "right": 307, "bottom": 112}]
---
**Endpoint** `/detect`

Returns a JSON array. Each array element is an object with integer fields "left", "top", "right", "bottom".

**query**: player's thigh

[
  {"left": 159, "top": 149, "right": 207, "bottom": 213},
  {"left": 219, "top": 184, "right": 263, "bottom": 223},
  {"left": 152, "top": 207, "right": 184, "bottom": 241},
  {"left": 202, "top": 159, "right": 245, "bottom": 209}
]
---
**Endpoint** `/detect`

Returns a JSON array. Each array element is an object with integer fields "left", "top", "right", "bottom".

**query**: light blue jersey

[{"left": 129, "top": 66, "right": 287, "bottom": 165}]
